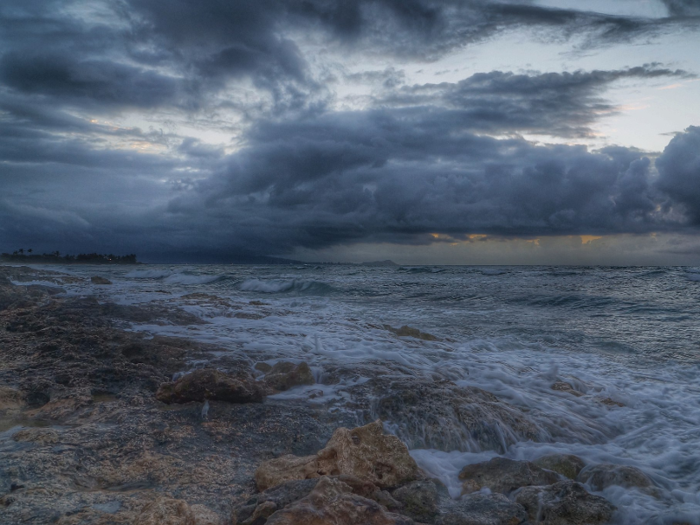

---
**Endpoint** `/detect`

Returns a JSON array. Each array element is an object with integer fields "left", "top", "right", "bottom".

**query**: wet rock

[
  {"left": 578, "top": 464, "right": 654, "bottom": 491},
  {"left": 255, "top": 420, "right": 421, "bottom": 491},
  {"left": 255, "top": 362, "right": 273, "bottom": 373},
  {"left": 236, "top": 479, "right": 322, "bottom": 524},
  {"left": 0, "top": 386, "right": 24, "bottom": 410},
  {"left": 156, "top": 368, "right": 265, "bottom": 404},
  {"left": 90, "top": 276, "right": 112, "bottom": 285},
  {"left": 459, "top": 457, "right": 561, "bottom": 495},
  {"left": 390, "top": 479, "right": 443, "bottom": 523},
  {"left": 437, "top": 493, "right": 528, "bottom": 525},
  {"left": 138, "top": 496, "right": 221, "bottom": 525},
  {"left": 264, "top": 362, "right": 314, "bottom": 391},
  {"left": 514, "top": 480, "right": 615, "bottom": 525},
  {"left": 551, "top": 381, "right": 583, "bottom": 397},
  {"left": 264, "top": 476, "right": 416, "bottom": 525},
  {"left": 364, "top": 378, "right": 542, "bottom": 453},
  {"left": 534, "top": 454, "right": 586, "bottom": 480},
  {"left": 12, "top": 428, "right": 59, "bottom": 444},
  {"left": 599, "top": 397, "right": 624, "bottom": 407},
  {"left": 384, "top": 324, "right": 438, "bottom": 341}
]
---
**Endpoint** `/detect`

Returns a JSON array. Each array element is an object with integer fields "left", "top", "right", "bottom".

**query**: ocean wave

[
  {"left": 125, "top": 269, "right": 173, "bottom": 279},
  {"left": 163, "top": 273, "right": 222, "bottom": 285},
  {"left": 238, "top": 278, "right": 334, "bottom": 294},
  {"left": 398, "top": 266, "right": 445, "bottom": 274}
]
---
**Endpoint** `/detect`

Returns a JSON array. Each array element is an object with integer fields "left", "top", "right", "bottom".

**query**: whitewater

[{"left": 25, "top": 264, "right": 700, "bottom": 524}]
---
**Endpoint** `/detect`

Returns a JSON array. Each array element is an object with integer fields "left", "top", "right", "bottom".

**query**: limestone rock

[
  {"left": 255, "top": 420, "right": 421, "bottom": 491},
  {"left": 138, "top": 497, "right": 221, "bottom": 525},
  {"left": 551, "top": 381, "right": 583, "bottom": 397},
  {"left": 384, "top": 325, "right": 438, "bottom": 341},
  {"left": 236, "top": 479, "right": 322, "bottom": 525},
  {"left": 515, "top": 480, "right": 615, "bottom": 524},
  {"left": 156, "top": 368, "right": 265, "bottom": 404},
  {"left": 255, "top": 455, "right": 320, "bottom": 493},
  {"left": 367, "top": 378, "right": 542, "bottom": 453},
  {"left": 264, "top": 476, "right": 416, "bottom": 525},
  {"left": 264, "top": 362, "right": 315, "bottom": 391},
  {"left": 578, "top": 464, "right": 653, "bottom": 491},
  {"left": 534, "top": 454, "right": 586, "bottom": 480},
  {"left": 390, "top": 479, "right": 443, "bottom": 523},
  {"left": 12, "top": 428, "right": 59, "bottom": 444},
  {"left": 0, "top": 386, "right": 24, "bottom": 410},
  {"left": 437, "top": 493, "right": 528, "bottom": 525},
  {"left": 90, "top": 276, "right": 112, "bottom": 285},
  {"left": 459, "top": 457, "right": 560, "bottom": 495}
]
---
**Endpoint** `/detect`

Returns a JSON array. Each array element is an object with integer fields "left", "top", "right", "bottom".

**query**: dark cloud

[
  {"left": 656, "top": 126, "right": 700, "bottom": 224},
  {"left": 379, "top": 66, "right": 690, "bottom": 137}
]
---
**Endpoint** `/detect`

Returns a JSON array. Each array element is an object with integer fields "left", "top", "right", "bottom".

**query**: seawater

[{"left": 22, "top": 264, "right": 700, "bottom": 524}]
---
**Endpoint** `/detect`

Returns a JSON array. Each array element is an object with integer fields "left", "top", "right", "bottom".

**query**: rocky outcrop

[
  {"left": 390, "top": 479, "right": 443, "bottom": 523},
  {"left": 551, "top": 381, "right": 583, "bottom": 397},
  {"left": 255, "top": 420, "right": 421, "bottom": 491},
  {"left": 263, "top": 476, "right": 416, "bottom": 525},
  {"left": 459, "top": 457, "right": 560, "bottom": 495},
  {"left": 514, "top": 480, "right": 616, "bottom": 524},
  {"left": 534, "top": 454, "right": 586, "bottom": 480},
  {"left": 156, "top": 368, "right": 265, "bottom": 404},
  {"left": 264, "top": 362, "right": 315, "bottom": 391},
  {"left": 578, "top": 464, "right": 654, "bottom": 491},
  {"left": 384, "top": 324, "right": 438, "bottom": 341},
  {"left": 358, "top": 378, "right": 543, "bottom": 453},
  {"left": 90, "top": 276, "right": 112, "bottom": 285},
  {"left": 437, "top": 493, "right": 528, "bottom": 525}
]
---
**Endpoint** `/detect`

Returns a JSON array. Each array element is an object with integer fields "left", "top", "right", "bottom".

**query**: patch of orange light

[{"left": 580, "top": 235, "right": 602, "bottom": 244}]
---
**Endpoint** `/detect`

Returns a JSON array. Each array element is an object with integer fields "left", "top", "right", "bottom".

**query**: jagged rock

[
  {"left": 90, "top": 276, "right": 112, "bottom": 285},
  {"left": 437, "top": 493, "right": 528, "bottom": 525},
  {"left": 578, "top": 464, "right": 654, "bottom": 491},
  {"left": 0, "top": 386, "right": 24, "bottom": 410},
  {"left": 264, "top": 362, "right": 314, "bottom": 391},
  {"left": 515, "top": 480, "right": 615, "bottom": 524},
  {"left": 138, "top": 497, "right": 221, "bottom": 525},
  {"left": 264, "top": 476, "right": 416, "bottom": 525},
  {"left": 459, "top": 457, "right": 560, "bottom": 495},
  {"left": 534, "top": 454, "right": 586, "bottom": 480},
  {"left": 384, "top": 325, "right": 438, "bottom": 341},
  {"left": 235, "top": 479, "right": 322, "bottom": 525},
  {"left": 255, "top": 420, "right": 421, "bottom": 491},
  {"left": 156, "top": 368, "right": 265, "bottom": 404},
  {"left": 551, "top": 381, "right": 583, "bottom": 397},
  {"left": 365, "top": 378, "right": 543, "bottom": 453},
  {"left": 12, "top": 428, "right": 59, "bottom": 444},
  {"left": 390, "top": 479, "right": 443, "bottom": 523}
]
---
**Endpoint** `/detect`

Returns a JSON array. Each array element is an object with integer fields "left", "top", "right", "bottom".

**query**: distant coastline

[{"left": 0, "top": 251, "right": 139, "bottom": 265}]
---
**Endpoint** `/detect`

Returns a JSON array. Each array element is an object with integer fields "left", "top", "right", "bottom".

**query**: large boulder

[
  {"left": 264, "top": 476, "right": 416, "bottom": 525},
  {"left": 264, "top": 362, "right": 315, "bottom": 391},
  {"left": 156, "top": 368, "right": 264, "bottom": 404},
  {"left": 534, "top": 454, "right": 586, "bottom": 480},
  {"left": 459, "top": 457, "right": 560, "bottom": 495},
  {"left": 577, "top": 464, "right": 654, "bottom": 491},
  {"left": 255, "top": 420, "right": 421, "bottom": 491},
  {"left": 514, "top": 480, "right": 615, "bottom": 524},
  {"left": 437, "top": 493, "right": 528, "bottom": 525}
]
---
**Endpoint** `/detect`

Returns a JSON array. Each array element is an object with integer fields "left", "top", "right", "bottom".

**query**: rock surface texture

[
  {"left": 264, "top": 361, "right": 315, "bottom": 391},
  {"left": 534, "top": 454, "right": 587, "bottom": 480},
  {"left": 156, "top": 368, "right": 265, "bottom": 404},
  {"left": 515, "top": 480, "right": 616, "bottom": 524},
  {"left": 459, "top": 457, "right": 561, "bottom": 495}
]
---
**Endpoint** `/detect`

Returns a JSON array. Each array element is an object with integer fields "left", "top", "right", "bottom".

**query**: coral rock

[{"left": 156, "top": 368, "right": 264, "bottom": 404}]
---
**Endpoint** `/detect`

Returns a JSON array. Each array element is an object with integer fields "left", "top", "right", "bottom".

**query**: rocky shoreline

[{"left": 0, "top": 266, "right": 675, "bottom": 524}]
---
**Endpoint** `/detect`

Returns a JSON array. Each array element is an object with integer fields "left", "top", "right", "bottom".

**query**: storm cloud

[{"left": 0, "top": 0, "right": 699, "bottom": 261}]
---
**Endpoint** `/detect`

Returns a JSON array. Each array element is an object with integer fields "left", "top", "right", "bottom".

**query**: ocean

[{"left": 20, "top": 264, "right": 700, "bottom": 524}]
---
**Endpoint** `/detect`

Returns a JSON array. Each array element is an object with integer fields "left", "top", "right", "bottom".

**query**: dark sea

[{"left": 22, "top": 264, "right": 700, "bottom": 524}]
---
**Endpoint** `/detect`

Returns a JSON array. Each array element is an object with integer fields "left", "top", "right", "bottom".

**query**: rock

[
  {"left": 156, "top": 368, "right": 265, "bottom": 404},
  {"left": 578, "top": 464, "right": 654, "bottom": 491},
  {"left": 551, "top": 381, "right": 583, "bottom": 397},
  {"left": 0, "top": 386, "right": 24, "bottom": 410},
  {"left": 384, "top": 324, "right": 438, "bottom": 341},
  {"left": 138, "top": 496, "right": 220, "bottom": 525},
  {"left": 459, "top": 457, "right": 561, "bottom": 495},
  {"left": 235, "top": 479, "right": 322, "bottom": 525},
  {"left": 514, "top": 480, "right": 615, "bottom": 525},
  {"left": 437, "top": 493, "right": 528, "bottom": 525},
  {"left": 255, "top": 362, "right": 273, "bottom": 373},
  {"left": 90, "top": 276, "right": 112, "bottom": 285},
  {"left": 390, "top": 479, "right": 442, "bottom": 523},
  {"left": 599, "top": 397, "right": 624, "bottom": 407},
  {"left": 365, "top": 378, "right": 542, "bottom": 453},
  {"left": 255, "top": 420, "right": 421, "bottom": 491},
  {"left": 264, "top": 362, "right": 315, "bottom": 391},
  {"left": 534, "top": 454, "right": 586, "bottom": 480},
  {"left": 264, "top": 476, "right": 416, "bottom": 525},
  {"left": 12, "top": 428, "right": 59, "bottom": 444}
]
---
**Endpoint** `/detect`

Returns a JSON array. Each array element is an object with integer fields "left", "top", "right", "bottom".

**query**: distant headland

[{"left": 0, "top": 250, "right": 138, "bottom": 264}]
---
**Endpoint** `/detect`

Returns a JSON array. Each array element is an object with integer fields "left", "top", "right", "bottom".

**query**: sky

[{"left": 1, "top": 0, "right": 700, "bottom": 264}]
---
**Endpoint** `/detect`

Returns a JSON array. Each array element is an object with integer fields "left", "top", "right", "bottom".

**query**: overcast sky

[{"left": 1, "top": 0, "right": 700, "bottom": 264}]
